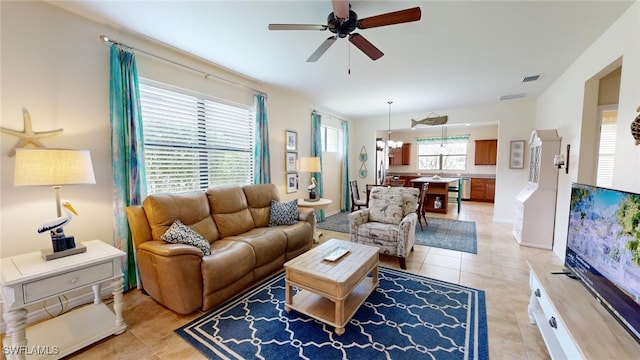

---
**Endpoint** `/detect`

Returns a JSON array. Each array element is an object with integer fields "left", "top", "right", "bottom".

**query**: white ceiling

[{"left": 49, "top": 1, "right": 633, "bottom": 120}]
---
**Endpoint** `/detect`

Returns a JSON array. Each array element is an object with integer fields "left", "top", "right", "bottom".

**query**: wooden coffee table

[{"left": 284, "top": 238, "right": 379, "bottom": 335}]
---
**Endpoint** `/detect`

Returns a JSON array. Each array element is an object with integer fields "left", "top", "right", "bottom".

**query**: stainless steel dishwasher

[{"left": 461, "top": 177, "right": 471, "bottom": 200}]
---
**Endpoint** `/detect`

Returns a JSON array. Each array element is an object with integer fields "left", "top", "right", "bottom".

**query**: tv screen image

[{"left": 565, "top": 183, "right": 640, "bottom": 341}]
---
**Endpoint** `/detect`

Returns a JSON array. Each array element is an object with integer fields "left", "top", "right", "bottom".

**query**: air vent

[
  {"left": 500, "top": 92, "right": 527, "bottom": 101},
  {"left": 522, "top": 74, "right": 543, "bottom": 83}
]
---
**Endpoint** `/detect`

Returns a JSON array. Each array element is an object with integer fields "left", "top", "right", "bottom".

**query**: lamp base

[
  {"left": 41, "top": 243, "right": 87, "bottom": 261},
  {"left": 304, "top": 198, "right": 320, "bottom": 202}
]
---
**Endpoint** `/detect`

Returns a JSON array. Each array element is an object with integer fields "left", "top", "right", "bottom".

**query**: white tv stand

[{"left": 528, "top": 261, "right": 639, "bottom": 359}]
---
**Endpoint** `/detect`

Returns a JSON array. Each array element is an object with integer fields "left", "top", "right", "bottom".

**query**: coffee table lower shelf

[{"left": 285, "top": 276, "right": 377, "bottom": 335}]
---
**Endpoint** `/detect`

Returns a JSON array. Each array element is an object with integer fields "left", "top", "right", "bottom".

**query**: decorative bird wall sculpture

[{"left": 38, "top": 200, "right": 78, "bottom": 252}]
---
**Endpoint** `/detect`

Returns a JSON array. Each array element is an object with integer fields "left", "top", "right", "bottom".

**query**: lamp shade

[
  {"left": 14, "top": 148, "right": 96, "bottom": 186},
  {"left": 296, "top": 157, "right": 321, "bottom": 173}
]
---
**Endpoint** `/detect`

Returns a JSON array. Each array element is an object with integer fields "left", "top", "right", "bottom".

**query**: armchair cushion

[
  {"left": 368, "top": 193, "right": 404, "bottom": 225},
  {"left": 269, "top": 199, "right": 299, "bottom": 226},
  {"left": 161, "top": 220, "right": 212, "bottom": 256}
]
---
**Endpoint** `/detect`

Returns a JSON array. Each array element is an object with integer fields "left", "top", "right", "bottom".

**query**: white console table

[
  {"left": 528, "top": 261, "right": 639, "bottom": 359},
  {"left": 1, "top": 240, "right": 127, "bottom": 359}
]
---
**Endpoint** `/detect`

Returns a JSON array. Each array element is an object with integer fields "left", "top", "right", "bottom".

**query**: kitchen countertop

[
  {"left": 387, "top": 173, "right": 496, "bottom": 179},
  {"left": 410, "top": 177, "right": 460, "bottom": 184}
]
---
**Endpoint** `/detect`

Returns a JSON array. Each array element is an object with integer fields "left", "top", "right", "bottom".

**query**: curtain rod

[
  {"left": 312, "top": 109, "right": 347, "bottom": 123},
  {"left": 100, "top": 35, "right": 266, "bottom": 97}
]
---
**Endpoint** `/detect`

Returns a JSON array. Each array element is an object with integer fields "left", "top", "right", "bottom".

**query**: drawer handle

[
  {"left": 549, "top": 316, "right": 557, "bottom": 329},
  {"left": 534, "top": 288, "right": 541, "bottom": 297},
  {"left": 70, "top": 278, "right": 78, "bottom": 284}
]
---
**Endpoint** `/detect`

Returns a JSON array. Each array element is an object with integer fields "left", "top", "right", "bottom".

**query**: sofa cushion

[
  {"left": 269, "top": 199, "right": 299, "bottom": 226},
  {"left": 244, "top": 184, "right": 280, "bottom": 227},
  {"left": 161, "top": 220, "right": 211, "bottom": 256},
  {"left": 143, "top": 191, "right": 219, "bottom": 243},
  {"left": 207, "top": 186, "right": 255, "bottom": 237}
]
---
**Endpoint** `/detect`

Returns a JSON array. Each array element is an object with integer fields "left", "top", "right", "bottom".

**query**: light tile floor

[{"left": 57, "top": 201, "right": 555, "bottom": 359}]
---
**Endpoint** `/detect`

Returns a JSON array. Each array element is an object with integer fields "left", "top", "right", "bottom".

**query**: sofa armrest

[
  {"left": 138, "top": 240, "right": 206, "bottom": 257},
  {"left": 349, "top": 209, "right": 370, "bottom": 226},
  {"left": 125, "top": 205, "right": 154, "bottom": 248},
  {"left": 298, "top": 207, "right": 316, "bottom": 225},
  {"left": 399, "top": 212, "right": 418, "bottom": 228}
]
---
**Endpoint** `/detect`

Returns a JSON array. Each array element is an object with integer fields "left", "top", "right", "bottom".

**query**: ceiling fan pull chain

[{"left": 348, "top": 43, "right": 351, "bottom": 75}]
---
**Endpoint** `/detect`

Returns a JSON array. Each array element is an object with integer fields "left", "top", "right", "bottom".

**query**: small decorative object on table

[
  {"left": 323, "top": 247, "right": 349, "bottom": 261},
  {"left": 434, "top": 196, "right": 442, "bottom": 209},
  {"left": 38, "top": 200, "right": 87, "bottom": 259}
]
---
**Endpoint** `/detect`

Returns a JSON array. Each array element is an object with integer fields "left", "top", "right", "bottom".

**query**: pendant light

[
  {"left": 439, "top": 125, "right": 448, "bottom": 155},
  {"left": 387, "top": 101, "right": 403, "bottom": 149}
]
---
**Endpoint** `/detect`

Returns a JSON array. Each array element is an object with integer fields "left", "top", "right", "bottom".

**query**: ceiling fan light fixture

[{"left": 268, "top": 4, "right": 421, "bottom": 62}]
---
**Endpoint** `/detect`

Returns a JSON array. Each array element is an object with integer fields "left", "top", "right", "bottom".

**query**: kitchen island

[{"left": 410, "top": 177, "right": 461, "bottom": 214}]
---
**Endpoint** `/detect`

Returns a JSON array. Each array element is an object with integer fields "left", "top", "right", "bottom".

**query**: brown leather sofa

[{"left": 125, "top": 183, "right": 315, "bottom": 314}]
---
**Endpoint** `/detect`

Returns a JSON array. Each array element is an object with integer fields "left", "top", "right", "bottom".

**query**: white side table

[
  {"left": 298, "top": 198, "right": 333, "bottom": 242},
  {"left": 1, "top": 240, "right": 127, "bottom": 360}
]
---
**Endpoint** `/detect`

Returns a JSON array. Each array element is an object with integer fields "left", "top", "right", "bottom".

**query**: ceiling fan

[{"left": 268, "top": 1, "right": 421, "bottom": 62}]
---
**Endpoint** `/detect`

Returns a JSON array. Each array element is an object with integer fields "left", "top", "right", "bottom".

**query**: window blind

[
  {"left": 596, "top": 110, "right": 617, "bottom": 187},
  {"left": 140, "top": 83, "right": 255, "bottom": 194},
  {"left": 417, "top": 135, "right": 469, "bottom": 171}
]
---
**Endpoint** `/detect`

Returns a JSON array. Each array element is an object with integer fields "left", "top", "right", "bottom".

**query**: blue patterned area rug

[
  {"left": 176, "top": 268, "right": 488, "bottom": 359},
  {"left": 317, "top": 212, "right": 477, "bottom": 254},
  {"left": 415, "top": 217, "right": 477, "bottom": 254}
]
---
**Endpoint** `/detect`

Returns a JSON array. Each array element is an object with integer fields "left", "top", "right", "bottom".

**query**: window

[
  {"left": 417, "top": 136, "right": 469, "bottom": 171},
  {"left": 321, "top": 125, "right": 339, "bottom": 153},
  {"left": 596, "top": 107, "right": 617, "bottom": 187},
  {"left": 139, "top": 82, "right": 255, "bottom": 194}
]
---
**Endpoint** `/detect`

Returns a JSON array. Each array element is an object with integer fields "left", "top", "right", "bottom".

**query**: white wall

[
  {"left": 350, "top": 100, "right": 536, "bottom": 223},
  {"left": 536, "top": 1, "right": 640, "bottom": 260}
]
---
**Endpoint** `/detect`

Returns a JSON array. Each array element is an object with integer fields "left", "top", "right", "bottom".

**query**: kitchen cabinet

[
  {"left": 474, "top": 140, "right": 497, "bottom": 165},
  {"left": 470, "top": 178, "right": 495, "bottom": 202},
  {"left": 389, "top": 143, "right": 411, "bottom": 166}
]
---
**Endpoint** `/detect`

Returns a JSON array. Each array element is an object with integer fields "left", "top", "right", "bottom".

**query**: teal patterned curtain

[
  {"left": 109, "top": 45, "right": 147, "bottom": 291},
  {"left": 254, "top": 94, "right": 271, "bottom": 183},
  {"left": 311, "top": 112, "right": 324, "bottom": 221},
  {"left": 341, "top": 121, "right": 350, "bottom": 212}
]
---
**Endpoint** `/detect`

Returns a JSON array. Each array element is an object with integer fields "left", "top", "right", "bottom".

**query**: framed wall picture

[
  {"left": 286, "top": 152, "right": 297, "bottom": 173},
  {"left": 286, "top": 130, "right": 297, "bottom": 151},
  {"left": 510, "top": 140, "right": 525, "bottom": 169},
  {"left": 286, "top": 173, "right": 298, "bottom": 193}
]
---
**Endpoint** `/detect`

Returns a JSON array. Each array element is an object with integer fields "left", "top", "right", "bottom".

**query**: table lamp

[
  {"left": 296, "top": 157, "right": 321, "bottom": 201},
  {"left": 14, "top": 148, "right": 96, "bottom": 260}
]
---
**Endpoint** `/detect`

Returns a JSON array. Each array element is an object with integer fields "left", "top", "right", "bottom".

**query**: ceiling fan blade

[
  {"left": 332, "top": 0, "right": 350, "bottom": 19},
  {"left": 357, "top": 7, "right": 421, "bottom": 29},
  {"left": 307, "top": 36, "right": 338, "bottom": 62},
  {"left": 268, "top": 24, "right": 327, "bottom": 31},
  {"left": 349, "top": 33, "right": 383, "bottom": 61}
]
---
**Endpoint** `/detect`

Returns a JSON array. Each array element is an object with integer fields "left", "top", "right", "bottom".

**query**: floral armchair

[{"left": 348, "top": 186, "right": 419, "bottom": 269}]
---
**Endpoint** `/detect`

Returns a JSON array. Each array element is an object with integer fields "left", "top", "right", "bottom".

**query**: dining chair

[
  {"left": 417, "top": 182, "right": 429, "bottom": 230},
  {"left": 349, "top": 180, "right": 367, "bottom": 212}
]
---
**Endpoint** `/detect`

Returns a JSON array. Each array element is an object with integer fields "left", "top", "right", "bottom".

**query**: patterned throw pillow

[
  {"left": 161, "top": 220, "right": 211, "bottom": 256},
  {"left": 269, "top": 199, "right": 299, "bottom": 226}
]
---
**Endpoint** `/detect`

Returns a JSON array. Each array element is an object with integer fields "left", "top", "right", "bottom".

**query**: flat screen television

[{"left": 565, "top": 182, "right": 640, "bottom": 342}]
